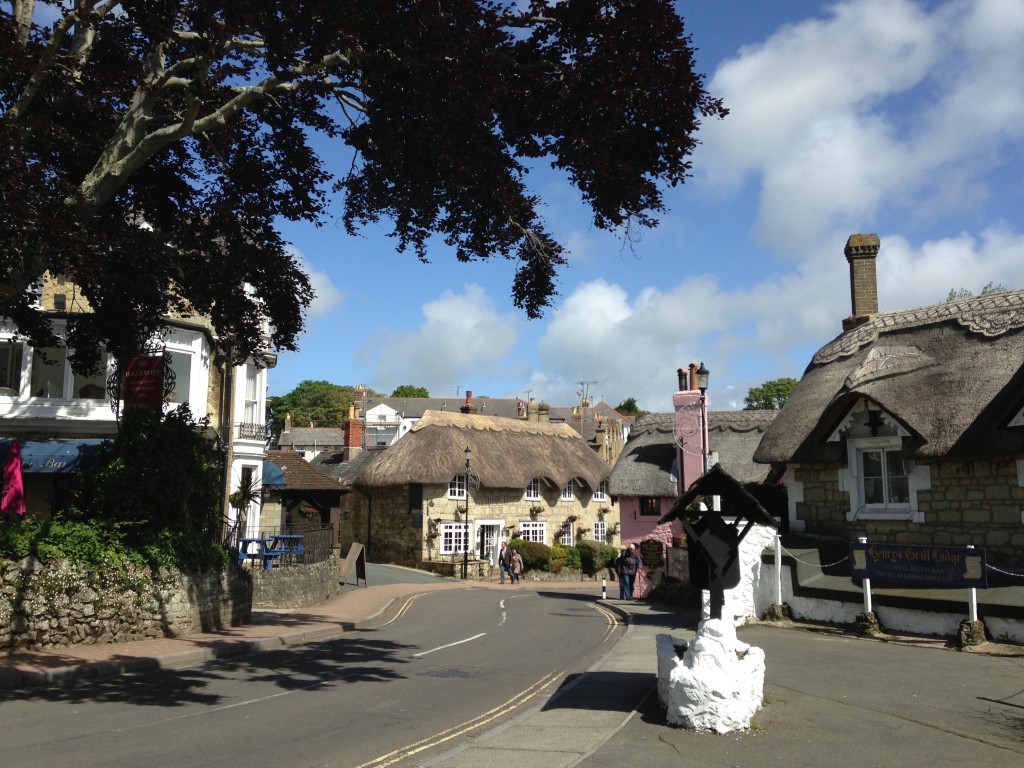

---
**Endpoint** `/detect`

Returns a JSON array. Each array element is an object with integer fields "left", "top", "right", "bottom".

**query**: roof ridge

[{"left": 814, "top": 289, "right": 1024, "bottom": 365}]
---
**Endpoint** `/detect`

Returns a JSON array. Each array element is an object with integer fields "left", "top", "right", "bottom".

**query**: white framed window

[
  {"left": 524, "top": 478, "right": 540, "bottom": 501},
  {"left": 593, "top": 520, "right": 607, "bottom": 542},
  {"left": 561, "top": 481, "right": 575, "bottom": 501},
  {"left": 593, "top": 480, "right": 607, "bottom": 502},
  {"left": 0, "top": 340, "right": 24, "bottom": 395},
  {"left": 244, "top": 363, "right": 259, "bottom": 423},
  {"left": 558, "top": 523, "right": 574, "bottom": 546},
  {"left": 861, "top": 447, "right": 909, "bottom": 505},
  {"left": 439, "top": 522, "right": 468, "bottom": 555},
  {"left": 448, "top": 475, "right": 467, "bottom": 500},
  {"left": 520, "top": 521, "right": 546, "bottom": 543},
  {"left": 841, "top": 435, "right": 929, "bottom": 522}
]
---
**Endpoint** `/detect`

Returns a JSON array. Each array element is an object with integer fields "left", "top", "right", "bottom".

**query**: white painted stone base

[{"left": 657, "top": 620, "right": 765, "bottom": 733}]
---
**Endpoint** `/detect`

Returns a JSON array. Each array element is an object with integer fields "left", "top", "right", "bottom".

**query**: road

[{"left": 0, "top": 571, "right": 622, "bottom": 768}]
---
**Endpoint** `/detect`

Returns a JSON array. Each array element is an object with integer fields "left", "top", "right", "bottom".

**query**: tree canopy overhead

[{"left": 2, "top": 1, "right": 725, "bottom": 368}]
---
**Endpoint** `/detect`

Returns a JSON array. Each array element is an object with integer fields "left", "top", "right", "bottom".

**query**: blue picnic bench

[{"left": 237, "top": 534, "right": 305, "bottom": 570}]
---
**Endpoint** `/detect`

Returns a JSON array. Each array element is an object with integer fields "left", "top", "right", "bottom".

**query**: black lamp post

[
  {"left": 696, "top": 362, "right": 710, "bottom": 473},
  {"left": 463, "top": 446, "right": 471, "bottom": 580}
]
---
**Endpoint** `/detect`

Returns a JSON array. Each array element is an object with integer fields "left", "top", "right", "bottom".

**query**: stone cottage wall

[
  {"left": 1, "top": 558, "right": 251, "bottom": 654},
  {"left": 791, "top": 458, "right": 1024, "bottom": 567}
]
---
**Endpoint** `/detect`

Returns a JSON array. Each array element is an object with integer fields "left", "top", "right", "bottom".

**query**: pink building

[{"left": 608, "top": 366, "right": 777, "bottom": 597}]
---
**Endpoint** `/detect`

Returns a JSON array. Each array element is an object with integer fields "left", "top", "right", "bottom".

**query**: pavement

[{"left": 3, "top": 575, "right": 1023, "bottom": 767}]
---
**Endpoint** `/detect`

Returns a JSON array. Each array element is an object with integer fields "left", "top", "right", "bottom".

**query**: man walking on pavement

[
  {"left": 619, "top": 543, "right": 642, "bottom": 600},
  {"left": 497, "top": 540, "right": 512, "bottom": 584}
]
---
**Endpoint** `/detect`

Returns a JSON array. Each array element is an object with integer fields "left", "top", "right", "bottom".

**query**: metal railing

[{"left": 236, "top": 421, "right": 268, "bottom": 441}]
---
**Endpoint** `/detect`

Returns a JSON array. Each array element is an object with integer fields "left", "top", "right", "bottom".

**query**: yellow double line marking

[{"left": 354, "top": 669, "right": 562, "bottom": 768}]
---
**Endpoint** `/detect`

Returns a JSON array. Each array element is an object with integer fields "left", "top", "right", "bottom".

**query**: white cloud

[
  {"left": 289, "top": 248, "right": 344, "bottom": 318},
  {"left": 699, "top": 0, "right": 1024, "bottom": 257},
  {"left": 357, "top": 284, "right": 526, "bottom": 396}
]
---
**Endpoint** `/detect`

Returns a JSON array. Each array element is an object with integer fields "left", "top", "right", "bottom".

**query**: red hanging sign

[{"left": 123, "top": 356, "right": 164, "bottom": 410}]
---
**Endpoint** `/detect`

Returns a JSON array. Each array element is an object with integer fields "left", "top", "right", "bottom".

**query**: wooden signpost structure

[{"left": 659, "top": 464, "right": 779, "bottom": 620}]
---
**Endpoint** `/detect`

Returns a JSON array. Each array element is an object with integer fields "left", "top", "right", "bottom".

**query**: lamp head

[{"left": 696, "top": 361, "right": 710, "bottom": 394}]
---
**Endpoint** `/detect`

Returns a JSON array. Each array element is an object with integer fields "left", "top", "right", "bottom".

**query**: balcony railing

[{"left": 236, "top": 421, "right": 268, "bottom": 441}]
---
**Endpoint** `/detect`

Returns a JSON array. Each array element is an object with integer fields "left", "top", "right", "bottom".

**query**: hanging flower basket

[{"left": 297, "top": 502, "right": 319, "bottom": 519}]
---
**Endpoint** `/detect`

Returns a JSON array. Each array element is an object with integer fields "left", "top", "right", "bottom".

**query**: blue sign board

[{"left": 849, "top": 543, "right": 987, "bottom": 589}]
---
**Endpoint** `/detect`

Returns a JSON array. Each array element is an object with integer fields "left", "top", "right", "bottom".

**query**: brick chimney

[
  {"left": 460, "top": 390, "right": 478, "bottom": 415},
  {"left": 344, "top": 402, "right": 363, "bottom": 455},
  {"left": 843, "top": 233, "right": 880, "bottom": 331}
]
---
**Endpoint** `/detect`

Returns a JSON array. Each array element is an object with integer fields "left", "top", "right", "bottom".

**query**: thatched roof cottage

[
  {"left": 752, "top": 234, "right": 1024, "bottom": 638},
  {"left": 351, "top": 410, "right": 616, "bottom": 575}
]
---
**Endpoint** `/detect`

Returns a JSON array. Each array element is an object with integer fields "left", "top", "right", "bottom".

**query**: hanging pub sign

[
  {"left": 123, "top": 356, "right": 165, "bottom": 410},
  {"left": 849, "top": 542, "right": 987, "bottom": 589}
]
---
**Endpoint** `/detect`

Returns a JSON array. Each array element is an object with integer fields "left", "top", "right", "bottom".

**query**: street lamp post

[
  {"left": 696, "top": 362, "right": 710, "bottom": 473},
  {"left": 463, "top": 446, "right": 471, "bottom": 580}
]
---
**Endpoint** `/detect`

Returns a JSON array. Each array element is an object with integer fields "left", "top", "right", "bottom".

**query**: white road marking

[{"left": 412, "top": 632, "right": 487, "bottom": 658}]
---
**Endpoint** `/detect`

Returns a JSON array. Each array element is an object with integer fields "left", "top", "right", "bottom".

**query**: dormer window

[
  {"left": 448, "top": 475, "right": 467, "bottom": 500},
  {"left": 524, "top": 478, "right": 540, "bottom": 501},
  {"left": 861, "top": 447, "right": 909, "bottom": 505},
  {"left": 828, "top": 399, "right": 929, "bottom": 522},
  {"left": 561, "top": 481, "right": 575, "bottom": 501}
]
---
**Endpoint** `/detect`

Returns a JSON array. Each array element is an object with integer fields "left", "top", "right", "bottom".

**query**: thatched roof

[
  {"left": 265, "top": 450, "right": 345, "bottom": 492},
  {"left": 609, "top": 410, "right": 777, "bottom": 498},
  {"left": 710, "top": 410, "right": 777, "bottom": 483},
  {"left": 755, "top": 290, "right": 1024, "bottom": 464},
  {"left": 607, "top": 413, "right": 677, "bottom": 498},
  {"left": 352, "top": 410, "right": 611, "bottom": 490}
]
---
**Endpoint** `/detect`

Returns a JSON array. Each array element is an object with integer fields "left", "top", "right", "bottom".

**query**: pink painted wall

[{"left": 618, "top": 497, "right": 682, "bottom": 598}]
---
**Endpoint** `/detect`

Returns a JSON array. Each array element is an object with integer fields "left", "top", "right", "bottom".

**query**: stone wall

[
  {"left": 249, "top": 557, "right": 342, "bottom": 609},
  {"left": 1, "top": 557, "right": 252, "bottom": 654},
  {"left": 792, "top": 458, "right": 1024, "bottom": 567}
]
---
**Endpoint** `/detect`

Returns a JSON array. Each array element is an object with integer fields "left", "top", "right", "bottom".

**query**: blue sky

[{"left": 271, "top": 0, "right": 1024, "bottom": 412}]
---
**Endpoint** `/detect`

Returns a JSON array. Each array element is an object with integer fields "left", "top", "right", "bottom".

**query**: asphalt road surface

[{"left": 0, "top": 572, "right": 622, "bottom": 768}]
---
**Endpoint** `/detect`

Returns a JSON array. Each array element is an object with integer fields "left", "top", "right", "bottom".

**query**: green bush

[
  {"left": 577, "top": 540, "right": 598, "bottom": 573},
  {"left": 550, "top": 543, "right": 580, "bottom": 572},
  {"left": 509, "top": 539, "right": 551, "bottom": 571}
]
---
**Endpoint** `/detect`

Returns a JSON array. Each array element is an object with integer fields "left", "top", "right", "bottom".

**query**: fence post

[
  {"left": 858, "top": 537, "right": 873, "bottom": 613},
  {"left": 774, "top": 532, "right": 783, "bottom": 605},
  {"left": 967, "top": 544, "right": 978, "bottom": 622}
]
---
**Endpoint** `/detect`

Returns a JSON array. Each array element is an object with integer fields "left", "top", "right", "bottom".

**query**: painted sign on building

[{"left": 849, "top": 543, "right": 987, "bottom": 589}]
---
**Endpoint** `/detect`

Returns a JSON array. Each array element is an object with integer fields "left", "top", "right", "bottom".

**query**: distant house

[
  {"left": 358, "top": 388, "right": 526, "bottom": 449},
  {"left": 277, "top": 412, "right": 346, "bottom": 460},
  {"left": 351, "top": 410, "right": 616, "bottom": 574},
  {"left": 547, "top": 400, "right": 631, "bottom": 465},
  {"left": 609, "top": 408, "right": 778, "bottom": 597},
  {"left": 355, "top": 388, "right": 629, "bottom": 464},
  {"left": 754, "top": 234, "right": 1024, "bottom": 640}
]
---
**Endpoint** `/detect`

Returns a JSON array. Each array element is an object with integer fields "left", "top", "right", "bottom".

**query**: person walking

[
  {"left": 510, "top": 549, "right": 524, "bottom": 584},
  {"left": 497, "top": 540, "right": 512, "bottom": 584},
  {"left": 619, "top": 543, "right": 642, "bottom": 601}
]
